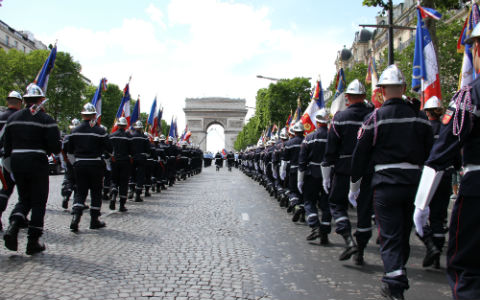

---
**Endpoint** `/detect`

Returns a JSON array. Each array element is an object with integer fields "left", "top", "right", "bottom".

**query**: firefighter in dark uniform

[
  {"left": 130, "top": 121, "right": 151, "bottom": 202},
  {"left": 68, "top": 103, "right": 112, "bottom": 232},
  {"left": 414, "top": 25, "right": 480, "bottom": 299},
  {"left": 165, "top": 137, "right": 178, "bottom": 186},
  {"left": 3, "top": 83, "right": 61, "bottom": 254},
  {"left": 61, "top": 118, "right": 80, "bottom": 209},
  {"left": 144, "top": 134, "right": 155, "bottom": 196},
  {"left": 280, "top": 121, "right": 304, "bottom": 222},
  {"left": 109, "top": 117, "right": 131, "bottom": 212},
  {"left": 321, "top": 79, "right": 374, "bottom": 262},
  {"left": 298, "top": 109, "right": 331, "bottom": 245},
  {"left": 352, "top": 65, "right": 433, "bottom": 299},
  {"left": 156, "top": 135, "right": 168, "bottom": 190},
  {"left": 101, "top": 124, "right": 112, "bottom": 201},
  {"left": 226, "top": 151, "right": 235, "bottom": 172},
  {"left": 215, "top": 151, "right": 222, "bottom": 171},
  {"left": 0, "top": 91, "right": 23, "bottom": 231}
]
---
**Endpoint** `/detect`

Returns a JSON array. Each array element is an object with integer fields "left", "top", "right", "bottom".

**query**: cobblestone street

[{"left": 0, "top": 167, "right": 452, "bottom": 300}]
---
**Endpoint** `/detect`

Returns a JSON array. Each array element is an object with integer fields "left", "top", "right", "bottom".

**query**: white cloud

[{"left": 146, "top": 3, "right": 167, "bottom": 30}]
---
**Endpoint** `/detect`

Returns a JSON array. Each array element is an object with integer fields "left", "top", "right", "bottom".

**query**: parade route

[{"left": 0, "top": 167, "right": 452, "bottom": 300}]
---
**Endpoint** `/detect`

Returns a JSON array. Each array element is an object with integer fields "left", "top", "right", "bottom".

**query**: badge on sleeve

[{"left": 442, "top": 108, "right": 454, "bottom": 125}]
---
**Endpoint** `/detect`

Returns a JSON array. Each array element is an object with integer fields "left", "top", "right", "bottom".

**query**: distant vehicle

[{"left": 48, "top": 154, "right": 63, "bottom": 175}]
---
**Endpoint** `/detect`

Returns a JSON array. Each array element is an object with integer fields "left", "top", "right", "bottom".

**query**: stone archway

[{"left": 183, "top": 97, "right": 247, "bottom": 152}]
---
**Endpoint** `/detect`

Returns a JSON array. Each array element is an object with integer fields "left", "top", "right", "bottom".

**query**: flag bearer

[
  {"left": 414, "top": 24, "right": 480, "bottom": 299},
  {"left": 109, "top": 117, "right": 132, "bottom": 212},
  {"left": 298, "top": 109, "right": 331, "bottom": 245},
  {"left": 68, "top": 103, "right": 112, "bottom": 232},
  {"left": 322, "top": 79, "right": 373, "bottom": 262},
  {"left": 130, "top": 121, "right": 150, "bottom": 202},
  {"left": 352, "top": 65, "right": 433, "bottom": 299},
  {"left": 3, "top": 84, "right": 61, "bottom": 254}
]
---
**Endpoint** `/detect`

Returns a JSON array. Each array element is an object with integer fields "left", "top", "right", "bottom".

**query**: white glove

[
  {"left": 280, "top": 160, "right": 287, "bottom": 181},
  {"left": 297, "top": 171, "right": 304, "bottom": 194},
  {"left": 413, "top": 206, "right": 430, "bottom": 237},
  {"left": 272, "top": 164, "right": 278, "bottom": 179},
  {"left": 321, "top": 165, "right": 332, "bottom": 193},
  {"left": 2, "top": 157, "right": 11, "bottom": 173},
  {"left": 348, "top": 179, "right": 361, "bottom": 208}
]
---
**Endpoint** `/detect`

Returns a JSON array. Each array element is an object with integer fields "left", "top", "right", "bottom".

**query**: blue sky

[{"left": 1, "top": 0, "right": 391, "bottom": 150}]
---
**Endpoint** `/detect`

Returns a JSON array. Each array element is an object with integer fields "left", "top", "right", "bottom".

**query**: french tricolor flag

[
  {"left": 301, "top": 78, "right": 325, "bottom": 134},
  {"left": 111, "top": 81, "right": 131, "bottom": 133},
  {"left": 147, "top": 96, "right": 158, "bottom": 135},
  {"left": 91, "top": 78, "right": 107, "bottom": 124},
  {"left": 412, "top": 4, "right": 442, "bottom": 108}
]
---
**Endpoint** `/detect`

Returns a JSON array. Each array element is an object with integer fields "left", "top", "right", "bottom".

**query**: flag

[
  {"left": 157, "top": 107, "right": 163, "bottom": 135},
  {"left": 34, "top": 44, "right": 57, "bottom": 93},
  {"left": 271, "top": 124, "right": 278, "bottom": 136},
  {"left": 330, "top": 68, "right": 347, "bottom": 116},
  {"left": 222, "top": 149, "right": 227, "bottom": 156},
  {"left": 291, "top": 97, "right": 302, "bottom": 124},
  {"left": 412, "top": 5, "right": 442, "bottom": 108},
  {"left": 147, "top": 96, "right": 158, "bottom": 135},
  {"left": 366, "top": 56, "right": 383, "bottom": 108},
  {"left": 266, "top": 125, "right": 272, "bottom": 140},
  {"left": 285, "top": 110, "right": 292, "bottom": 130},
  {"left": 458, "top": 4, "right": 480, "bottom": 88},
  {"left": 91, "top": 78, "right": 107, "bottom": 124},
  {"left": 418, "top": 5, "right": 442, "bottom": 20},
  {"left": 181, "top": 125, "right": 191, "bottom": 142},
  {"left": 168, "top": 116, "right": 176, "bottom": 142},
  {"left": 130, "top": 97, "right": 140, "bottom": 128},
  {"left": 111, "top": 81, "right": 131, "bottom": 133},
  {"left": 301, "top": 79, "right": 325, "bottom": 134},
  {"left": 174, "top": 117, "right": 178, "bottom": 139}
]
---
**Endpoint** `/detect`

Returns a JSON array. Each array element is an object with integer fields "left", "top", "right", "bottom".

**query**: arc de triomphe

[{"left": 183, "top": 97, "right": 247, "bottom": 152}]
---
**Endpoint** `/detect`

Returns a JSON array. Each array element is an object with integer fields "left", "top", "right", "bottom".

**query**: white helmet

[
  {"left": 69, "top": 118, "right": 80, "bottom": 129},
  {"left": 345, "top": 79, "right": 366, "bottom": 95},
  {"left": 315, "top": 108, "right": 330, "bottom": 124},
  {"left": 159, "top": 134, "right": 166, "bottom": 141},
  {"left": 23, "top": 83, "right": 45, "bottom": 99},
  {"left": 7, "top": 91, "right": 22, "bottom": 101},
  {"left": 133, "top": 120, "right": 143, "bottom": 129},
  {"left": 292, "top": 121, "right": 304, "bottom": 133},
  {"left": 117, "top": 117, "right": 128, "bottom": 126},
  {"left": 288, "top": 126, "right": 295, "bottom": 135},
  {"left": 423, "top": 96, "right": 442, "bottom": 110},
  {"left": 154, "top": 137, "right": 160, "bottom": 142},
  {"left": 167, "top": 136, "right": 173, "bottom": 142},
  {"left": 279, "top": 128, "right": 288, "bottom": 140},
  {"left": 81, "top": 103, "right": 97, "bottom": 115},
  {"left": 377, "top": 65, "right": 406, "bottom": 87}
]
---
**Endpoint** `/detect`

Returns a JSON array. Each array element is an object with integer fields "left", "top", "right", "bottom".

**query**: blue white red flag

[
  {"left": 418, "top": 5, "right": 441, "bottom": 20},
  {"left": 34, "top": 44, "right": 57, "bottom": 93},
  {"left": 168, "top": 116, "right": 175, "bottom": 142},
  {"left": 91, "top": 78, "right": 107, "bottom": 124},
  {"left": 301, "top": 78, "right": 325, "bottom": 134},
  {"left": 412, "top": 5, "right": 442, "bottom": 108},
  {"left": 457, "top": 3, "right": 480, "bottom": 88},
  {"left": 147, "top": 97, "right": 158, "bottom": 135},
  {"left": 130, "top": 97, "right": 140, "bottom": 128},
  {"left": 111, "top": 81, "right": 131, "bottom": 132},
  {"left": 157, "top": 107, "right": 163, "bottom": 135},
  {"left": 331, "top": 68, "right": 347, "bottom": 115}
]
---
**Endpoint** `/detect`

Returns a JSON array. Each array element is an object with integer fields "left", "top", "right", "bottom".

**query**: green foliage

[
  {"left": 234, "top": 77, "right": 311, "bottom": 150},
  {"left": 326, "top": 63, "right": 369, "bottom": 107}
]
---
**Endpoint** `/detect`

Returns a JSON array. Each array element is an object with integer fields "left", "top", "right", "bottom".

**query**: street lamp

[{"left": 256, "top": 74, "right": 312, "bottom": 82}]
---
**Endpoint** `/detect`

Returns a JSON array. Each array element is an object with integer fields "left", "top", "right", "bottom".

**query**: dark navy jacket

[
  {"left": 299, "top": 126, "right": 328, "bottom": 178},
  {"left": 281, "top": 135, "right": 303, "bottom": 173}
]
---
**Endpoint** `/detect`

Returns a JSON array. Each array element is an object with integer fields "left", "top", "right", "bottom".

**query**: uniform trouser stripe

[{"left": 385, "top": 269, "right": 405, "bottom": 277}]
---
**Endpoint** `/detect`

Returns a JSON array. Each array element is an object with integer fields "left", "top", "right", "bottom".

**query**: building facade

[{"left": 0, "top": 20, "right": 47, "bottom": 53}]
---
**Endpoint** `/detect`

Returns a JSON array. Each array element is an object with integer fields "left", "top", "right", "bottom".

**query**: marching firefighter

[
  {"left": 226, "top": 150, "right": 235, "bottom": 172},
  {"left": 413, "top": 24, "right": 480, "bottom": 299},
  {"left": 298, "top": 109, "right": 331, "bottom": 245},
  {"left": 280, "top": 121, "right": 305, "bottom": 222},
  {"left": 352, "top": 65, "right": 433, "bottom": 299},
  {"left": 0, "top": 91, "right": 23, "bottom": 231},
  {"left": 165, "top": 136, "right": 178, "bottom": 186},
  {"left": 215, "top": 151, "right": 222, "bottom": 171},
  {"left": 109, "top": 117, "right": 132, "bottom": 212},
  {"left": 67, "top": 103, "right": 112, "bottom": 232},
  {"left": 60, "top": 118, "right": 80, "bottom": 210},
  {"left": 130, "top": 121, "right": 151, "bottom": 202},
  {"left": 3, "top": 83, "right": 61, "bottom": 254},
  {"left": 322, "top": 79, "right": 374, "bottom": 262}
]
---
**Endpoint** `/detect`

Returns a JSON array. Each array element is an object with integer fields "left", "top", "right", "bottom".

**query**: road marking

[{"left": 241, "top": 213, "right": 250, "bottom": 221}]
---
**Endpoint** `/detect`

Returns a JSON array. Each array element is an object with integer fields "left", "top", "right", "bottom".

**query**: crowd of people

[
  {"left": 237, "top": 60, "right": 479, "bottom": 298},
  {"left": 0, "top": 87, "right": 203, "bottom": 254}
]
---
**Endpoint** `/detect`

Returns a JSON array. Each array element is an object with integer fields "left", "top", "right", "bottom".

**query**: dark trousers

[
  {"left": 374, "top": 184, "right": 416, "bottom": 294},
  {"left": 354, "top": 174, "right": 374, "bottom": 249},
  {"left": 304, "top": 175, "right": 331, "bottom": 234},
  {"left": 72, "top": 164, "right": 104, "bottom": 216},
  {"left": 111, "top": 160, "right": 130, "bottom": 202},
  {"left": 132, "top": 159, "right": 146, "bottom": 191},
  {"left": 61, "top": 163, "right": 75, "bottom": 198},
  {"left": 447, "top": 195, "right": 480, "bottom": 300},
  {"left": 328, "top": 173, "right": 351, "bottom": 234},
  {"left": 10, "top": 167, "right": 49, "bottom": 236},
  {"left": 0, "top": 167, "right": 15, "bottom": 215},
  {"left": 428, "top": 171, "right": 452, "bottom": 251},
  {"left": 288, "top": 169, "right": 302, "bottom": 206},
  {"left": 145, "top": 160, "right": 153, "bottom": 187}
]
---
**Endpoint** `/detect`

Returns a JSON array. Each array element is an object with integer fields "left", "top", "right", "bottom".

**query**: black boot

[
  {"left": 380, "top": 283, "right": 404, "bottom": 300},
  {"left": 134, "top": 190, "right": 143, "bottom": 202},
  {"left": 26, "top": 228, "right": 45, "bottom": 255},
  {"left": 417, "top": 233, "right": 441, "bottom": 267},
  {"left": 70, "top": 214, "right": 81, "bottom": 232},
  {"left": 102, "top": 188, "right": 110, "bottom": 200},
  {"left": 339, "top": 233, "right": 358, "bottom": 261},
  {"left": 3, "top": 219, "right": 20, "bottom": 251},
  {"left": 128, "top": 186, "right": 134, "bottom": 199},
  {"left": 90, "top": 215, "right": 106, "bottom": 229},
  {"left": 109, "top": 191, "right": 117, "bottom": 210},
  {"left": 145, "top": 186, "right": 151, "bottom": 197},
  {"left": 306, "top": 227, "right": 321, "bottom": 241},
  {"left": 320, "top": 233, "right": 330, "bottom": 246},
  {"left": 354, "top": 247, "right": 365, "bottom": 266},
  {"left": 292, "top": 205, "right": 304, "bottom": 222},
  {"left": 119, "top": 198, "right": 128, "bottom": 212},
  {"left": 156, "top": 183, "right": 161, "bottom": 193},
  {"left": 62, "top": 196, "right": 69, "bottom": 209}
]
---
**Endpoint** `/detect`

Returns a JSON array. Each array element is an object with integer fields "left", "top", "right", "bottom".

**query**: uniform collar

[{"left": 383, "top": 97, "right": 405, "bottom": 106}]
